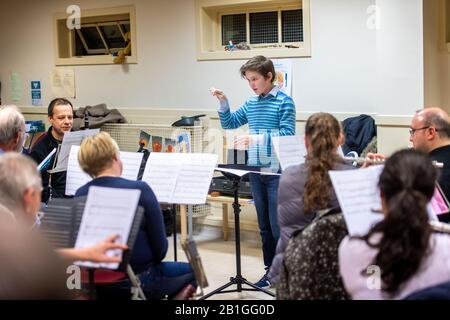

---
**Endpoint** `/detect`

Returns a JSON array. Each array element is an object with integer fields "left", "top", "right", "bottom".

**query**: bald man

[{"left": 409, "top": 107, "right": 450, "bottom": 203}]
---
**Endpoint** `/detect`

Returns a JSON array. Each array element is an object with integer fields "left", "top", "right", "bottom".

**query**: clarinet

[{"left": 84, "top": 110, "right": 89, "bottom": 130}]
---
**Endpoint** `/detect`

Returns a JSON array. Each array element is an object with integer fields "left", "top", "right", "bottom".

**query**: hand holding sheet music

[
  {"left": 330, "top": 165, "right": 444, "bottom": 236},
  {"left": 74, "top": 186, "right": 141, "bottom": 270}
]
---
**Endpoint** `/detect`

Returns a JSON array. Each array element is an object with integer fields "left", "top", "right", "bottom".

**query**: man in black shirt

[
  {"left": 29, "top": 98, "right": 73, "bottom": 202},
  {"left": 410, "top": 107, "right": 450, "bottom": 221}
]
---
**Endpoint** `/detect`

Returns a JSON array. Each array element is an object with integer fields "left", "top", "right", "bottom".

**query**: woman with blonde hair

[
  {"left": 75, "top": 132, "right": 196, "bottom": 300},
  {"left": 269, "top": 112, "right": 353, "bottom": 288}
]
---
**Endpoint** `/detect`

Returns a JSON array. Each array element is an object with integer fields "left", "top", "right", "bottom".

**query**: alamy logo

[
  {"left": 366, "top": 265, "right": 381, "bottom": 290},
  {"left": 66, "top": 265, "right": 81, "bottom": 290},
  {"left": 66, "top": 5, "right": 81, "bottom": 30},
  {"left": 366, "top": 5, "right": 380, "bottom": 30}
]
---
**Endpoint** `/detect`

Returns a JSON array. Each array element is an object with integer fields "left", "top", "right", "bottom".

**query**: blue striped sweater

[{"left": 218, "top": 87, "right": 296, "bottom": 170}]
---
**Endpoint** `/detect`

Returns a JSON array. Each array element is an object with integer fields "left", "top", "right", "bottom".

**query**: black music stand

[
  {"left": 41, "top": 196, "right": 146, "bottom": 300},
  {"left": 200, "top": 168, "right": 275, "bottom": 299}
]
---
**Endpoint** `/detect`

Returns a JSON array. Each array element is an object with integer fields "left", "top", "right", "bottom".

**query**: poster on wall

[
  {"left": 272, "top": 59, "right": 292, "bottom": 97},
  {"left": 50, "top": 68, "right": 76, "bottom": 98},
  {"left": 10, "top": 72, "right": 22, "bottom": 102},
  {"left": 31, "top": 80, "right": 42, "bottom": 106}
]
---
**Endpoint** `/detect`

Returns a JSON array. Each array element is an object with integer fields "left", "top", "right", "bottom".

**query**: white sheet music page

[
  {"left": 142, "top": 152, "right": 182, "bottom": 203},
  {"left": 120, "top": 152, "right": 144, "bottom": 181},
  {"left": 54, "top": 129, "right": 100, "bottom": 171},
  {"left": 172, "top": 153, "right": 218, "bottom": 204},
  {"left": 142, "top": 153, "right": 218, "bottom": 204},
  {"left": 66, "top": 146, "right": 145, "bottom": 196},
  {"left": 74, "top": 186, "right": 141, "bottom": 269},
  {"left": 272, "top": 135, "right": 306, "bottom": 171},
  {"left": 329, "top": 165, "right": 384, "bottom": 236},
  {"left": 66, "top": 146, "right": 91, "bottom": 196}
]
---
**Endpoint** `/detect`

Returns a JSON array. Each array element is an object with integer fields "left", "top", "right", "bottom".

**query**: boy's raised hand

[
  {"left": 210, "top": 87, "right": 227, "bottom": 102},
  {"left": 234, "top": 135, "right": 251, "bottom": 150}
]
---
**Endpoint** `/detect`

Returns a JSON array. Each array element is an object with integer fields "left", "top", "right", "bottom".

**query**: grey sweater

[{"left": 268, "top": 161, "right": 354, "bottom": 285}]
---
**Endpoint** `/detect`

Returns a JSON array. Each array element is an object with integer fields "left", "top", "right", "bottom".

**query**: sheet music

[
  {"left": 117, "top": 152, "right": 143, "bottom": 181},
  {"left": 337, "top": 146, "right": 344, "bottom": 157},
  {"left": 142, "top": 153, "right": 218, "bottom": 204},
  {"left": 173, "top": 154, "right": 218, "bottom": 204},
  {"left": 53, "top": 129, "right": 100, "bottom": 172},
  {"left": 74, "top": 186, "right": 141, "bottom": 269},
  {"left": 215, "top": 167, "right": 281, "bottom": 177},
  {"left": 272, "top": 135, "right": 347, "bottom": 171},
  {"left": 141, "top": 153, "right": 181, "bottom": 203},
  {"left": 65, "top": 146, "right": 144, "bottom": 196},
  {"left": 329, "top": 165, "right": 384, "bottom": 236},
  {"left": 272, "top": 135, "right": 306, "bottom": 171},
  {"left": 427, "top": 185, "right": 448, "bottom": 221},
  {"left": 66, "top": 146, "right": 91, "bottom": 196}
]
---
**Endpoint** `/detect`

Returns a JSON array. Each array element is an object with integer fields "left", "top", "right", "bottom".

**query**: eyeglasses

[{"left": 409, "top": 126, "right": 430, "bottom": 136}]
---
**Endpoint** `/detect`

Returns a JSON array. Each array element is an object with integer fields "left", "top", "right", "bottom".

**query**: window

[
  {"left": 196, "top": 0, "right": 311, "bottom": 60},
  {"left": 74, "top": 21, "right": 130, "bottom": 56},
  {"left": 222, "top": 14, "right": 246, "bottom": 46},
  {"left": 54, "top": 6, "right": 137, "bottom": 66},
  {"left": 249, "top": 11, "right": 278, "bottom": 44},
  {"left": 282, "top": 9, "right": 303, "bottom": 43}
]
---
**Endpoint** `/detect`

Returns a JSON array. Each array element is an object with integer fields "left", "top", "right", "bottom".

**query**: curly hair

[
  {"left": 303, "top": 113, "right": 342, "bottom": 213},
  {"left": 363, "top": 149, "right": 436, "bottom": 295}
]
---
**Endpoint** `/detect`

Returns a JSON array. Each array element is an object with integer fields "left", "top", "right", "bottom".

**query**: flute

[
  {"left": 342, "top": 156, "right": 444, "bottom": 168},
  {"left": 430, "top": 220, "right": 450, "bottom": 234},
  {"left": 342, "top": 156, "right": 385, "bottom": 166}
]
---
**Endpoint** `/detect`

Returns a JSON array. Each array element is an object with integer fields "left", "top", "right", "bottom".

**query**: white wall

[
  {"left": 375, "top": 0, "right": 424, "bottom": 115},
  {"left": 423, "top": 0, "right": 450, "bottom": 113},
  {"left": 0, "top": 0, "right": 424, "bottom": 117}
]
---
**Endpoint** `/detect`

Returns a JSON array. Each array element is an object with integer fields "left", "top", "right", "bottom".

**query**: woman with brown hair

[
  {"left": 269, "top": 112, "right": 353, "bottom": 286},
  {"left": 339, "top": 149, "right": 450, "bottom": 299}
]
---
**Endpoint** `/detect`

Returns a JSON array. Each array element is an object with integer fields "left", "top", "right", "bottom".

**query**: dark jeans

[
  {"left": 99, "top": 262, "right": 197, "bottom": 300},
  {"left": 249, "top": 173, "right": 280, "bottom": 269}
]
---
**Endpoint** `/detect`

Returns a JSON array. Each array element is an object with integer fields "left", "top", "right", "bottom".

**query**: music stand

[
  {"left": 41, "top": 196, "right": 146, "bottom": 300},
  {"left": 200, "top": 167, "right": 275, "bottom": 299}
]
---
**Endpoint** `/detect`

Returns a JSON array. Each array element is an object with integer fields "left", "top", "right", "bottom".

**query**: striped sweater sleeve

[{"left": 218, "top": 100, "right": 249, "bottom": 129}]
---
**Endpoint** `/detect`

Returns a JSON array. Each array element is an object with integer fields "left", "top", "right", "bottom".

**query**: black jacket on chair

[{"left": 342, "top": 114, "right": 376, "bottom": 156}]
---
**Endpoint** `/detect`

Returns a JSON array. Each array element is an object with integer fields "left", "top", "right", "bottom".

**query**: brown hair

[
  {"left": 303, "top": 113, "right": 343, "bottom": 213},
  {"left": 363, "top": 149, "right": 435, "bottom": 295},
  {"left": 78, "top": 132, "right": 120, "bottom": 178},
  {"left": 240, "top": 55, "right": 276, "bottom": 83},
  {"left": 48, "top": 98, "right": 73, "bottom": 117}
]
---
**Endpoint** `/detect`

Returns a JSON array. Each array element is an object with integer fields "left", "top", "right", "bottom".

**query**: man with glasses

[{"left": 409, "top": 107, "right": 450, "bottom": 202}]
